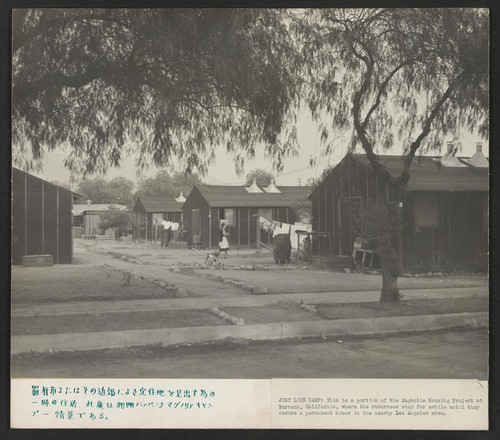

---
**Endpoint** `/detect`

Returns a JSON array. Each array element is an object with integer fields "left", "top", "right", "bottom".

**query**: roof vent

[
  {"left": 175, "top": 191, "right": 186, "bottom": 202},
  {"left": 439, "top": 141, "right": 466, "bottom": 167},
  {"left": 245, "top": 178, "right": 263, "bottom": 193},
  {"left": 264, "top": 178, "right": 281, "bottom": 193},
  {"left": 467, "top": 143, "right": 489, "bottom": 168}
]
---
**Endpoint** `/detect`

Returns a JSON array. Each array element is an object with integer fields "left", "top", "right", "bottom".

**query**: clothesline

[
  {"left": 160, "top": 221, "right": 180, "bottom": 231},
  {"left": 258, "top": 216, "right": 312, "bottom": 250}
]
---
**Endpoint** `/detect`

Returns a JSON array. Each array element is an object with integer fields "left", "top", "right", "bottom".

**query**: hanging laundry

[
  {"left": 259, "top": 216, "right": 276, "bottom": 232},
  {"left": 161, "top": 220, "right": 180, "bottom": 231},
  {"left": 273, "top": 222, "right": 292, "bottom": 236}
]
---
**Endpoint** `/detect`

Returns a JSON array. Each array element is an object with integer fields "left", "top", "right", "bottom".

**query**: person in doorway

[{"left": 219, "top": 222, "right": 230, "bottom": 257}]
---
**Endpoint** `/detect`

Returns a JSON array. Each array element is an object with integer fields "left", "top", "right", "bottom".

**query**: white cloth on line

[{"left": 161, "top": 221, "right": 179, "bottom": 231}]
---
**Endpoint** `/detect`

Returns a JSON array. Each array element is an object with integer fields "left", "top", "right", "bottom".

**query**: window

[
  {"left": 414, "top": 194, "right": 441, "bottom": 228},
  {"left": 219, "top": 208, "right": 235, "bottom": 226}
]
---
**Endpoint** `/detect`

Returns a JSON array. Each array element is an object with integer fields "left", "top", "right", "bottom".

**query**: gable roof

[
  {"left": 134, "top": 196, "right": 183, "bottom": 213},
  {"left": 194, "top": 185, "right": 312, "bottom": 208},
  {"left": 350, "top": 154, "right": 488, "bottom": 192},
  {"left": 73, "top": 204, "right": 127, "bottom": 215}
]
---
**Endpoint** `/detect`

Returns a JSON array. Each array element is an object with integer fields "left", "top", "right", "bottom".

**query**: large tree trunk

[{"left": 377, "top": 203, "right": 402, "bottom": 303}]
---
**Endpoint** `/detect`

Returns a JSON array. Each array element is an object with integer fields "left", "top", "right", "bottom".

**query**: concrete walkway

[
  {"left": 12, "top": 286, "right": 487, "bottom": 317},
  {"left": 11, "top": 312, "right": 488, "bottom": 355}
]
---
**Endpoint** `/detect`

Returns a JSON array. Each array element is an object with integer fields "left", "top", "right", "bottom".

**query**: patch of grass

[
  {"left": 11, "top": 265, "right": 176, "bottom": 304},
  {"left": 315, "top": 297, "right": 487, "bottom": 320},
  {"left": 12, "top": 309, "right": 226, "bottom": 336}
]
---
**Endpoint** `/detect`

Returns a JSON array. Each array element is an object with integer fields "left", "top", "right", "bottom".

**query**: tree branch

[
  {"left": 362, "top": 59, "right": 416, "bottom": 129},
  {"left": 351, "top": 37, "right": 397, "bottom": 184},
  {"left": 398, "top": 71, "right": 466, "bottom": 186}
]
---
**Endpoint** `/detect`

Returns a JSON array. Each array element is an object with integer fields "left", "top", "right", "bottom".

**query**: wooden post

[
  {"left": 56, "top": 187, "right": 59, "bottom": 264},
  {"left": 24, "top": 174, "right": 27, "bottom": 256},
  {"left": 337, "top": 197, "right": 342, "bottom": 255},
  {"left": 465, "top": 192, "right": 469, "bottom": 267},
  {"left": 348, "top": 157, "right": 352, "bottom": 253},
  {"left": 297, "top": 233, "right": 300, "bottom": 261},
  {"left": 256, "top": 217, "right": 261, "bottom": 251},
  {"left": 41, "top": 181, "right": 45, "bottom": 253},
  {"left": 248, "top": 210, "right": 250, "bottom": 247},
  {"left": 398, "top": 202, "right": 404, "bottom": 272},
  {"left": 70, "top": 193, "right": 73, "bottom": 263},
  {"left": 324, "top": 183, "right": 327, "bottom": 252},
  {"left": 332, "top": 188, "right": 335, "bottom": 255},
  {"left": 208, "top": 210, "right": 212, "bottom": 250},
  {"left": 413, "top": 195, "right": 417, "bottom": 267},
  {"left": 316, "top": 189, "right": 321, "bottom": 255},
  {"left": 237, "top": 209, "right": 240, "bottom": 256},
  {"left": 448, "top": 193, "right": 452, "bottom": 266}
]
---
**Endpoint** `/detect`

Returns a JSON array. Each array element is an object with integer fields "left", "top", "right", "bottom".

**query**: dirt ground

[
  {"left": 11, "top": 329, "right": 488, "bottom": 379},
  {"left": 74, "top": 240, "right": 488, "bottom": 295},
  {"left": 11, "top": 265, "right": 175, "bottom": 304},
  {"left": 194, "top": 268, "right": 487, "bottom": 294},
  {"left": 71, "top": 244, "right": 252, "bottom": 299},
  {"left": 11, "top": 242, "right": 488, "bottom": 337}
]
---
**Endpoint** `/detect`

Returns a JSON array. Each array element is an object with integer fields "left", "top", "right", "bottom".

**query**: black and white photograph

[{"left": 9, "top": 7, "right": 490, "bottom": 430}]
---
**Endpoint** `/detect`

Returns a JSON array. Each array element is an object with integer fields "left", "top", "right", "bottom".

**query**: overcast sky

[{"left": 32, "top": 112, "right": 489, "bottom": 190}]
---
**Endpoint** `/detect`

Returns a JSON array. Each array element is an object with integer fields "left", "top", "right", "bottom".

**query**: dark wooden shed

[
  {"left": 182, "top": 184, "right": 312, "bottom": 249},
  {"left": 12, "top": 168, "right": 78, "bottom": 264},
  {"left": 310, "top": 153, "right": 488, "bottom": 272},
  {"left": 132, "top": 196, "right": 184, "bottom": 241}
]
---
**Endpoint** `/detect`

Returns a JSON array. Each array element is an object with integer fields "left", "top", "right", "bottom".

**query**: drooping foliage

[
  {"left": 13, "top": 9, "right": 302, "bottom": 176},
  {"left": 295, "top": 8, "right": 489, "bottom": 187}
]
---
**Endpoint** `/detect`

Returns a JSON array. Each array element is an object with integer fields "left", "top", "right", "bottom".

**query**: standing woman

[{"left": 219, "top": 222, "right": 230, "bottom": 257}]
